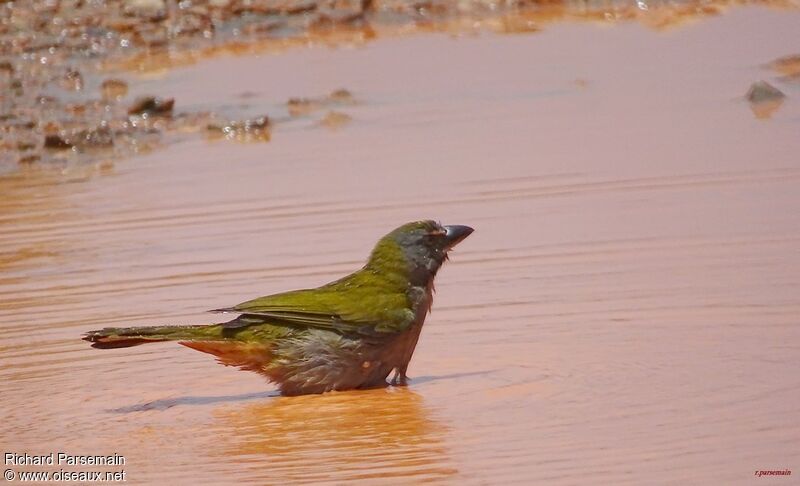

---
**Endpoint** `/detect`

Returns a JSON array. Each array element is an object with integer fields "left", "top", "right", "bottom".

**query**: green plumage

[{"left": 83, "top": 220, "right": 473, "bottom": 396}]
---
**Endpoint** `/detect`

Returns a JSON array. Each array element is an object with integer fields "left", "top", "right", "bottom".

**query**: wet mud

[{"left": 2, "top": 0, "right": 797, "bottom": 170}]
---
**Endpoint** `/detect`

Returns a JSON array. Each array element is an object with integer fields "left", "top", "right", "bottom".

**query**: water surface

[{"left": 2, "top": 6, "right": 799, "bottom": 484}]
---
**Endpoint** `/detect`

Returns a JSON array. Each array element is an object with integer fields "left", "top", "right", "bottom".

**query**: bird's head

[{"left": 367, "top": 220, "right": 474, "bottom": 286}]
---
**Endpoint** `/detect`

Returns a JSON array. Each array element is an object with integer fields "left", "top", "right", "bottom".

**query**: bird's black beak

[{"left": 443, "top": 225, "right": 474, "bottom": 249}]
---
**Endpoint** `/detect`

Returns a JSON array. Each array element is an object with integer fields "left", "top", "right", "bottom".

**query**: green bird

[{"left": 83, "top": 220, "right": 473, "bottom": 396}]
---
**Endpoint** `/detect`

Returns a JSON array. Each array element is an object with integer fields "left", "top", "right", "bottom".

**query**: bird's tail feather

[
  {"left": 83, "top": 324, "right": 224, "bottom": 349},
  {"left": 179, "top": 340, "right": 273, "bottom": 372},
  {"left": 83, "top": 323, "right": 274, "bottom": 374}
]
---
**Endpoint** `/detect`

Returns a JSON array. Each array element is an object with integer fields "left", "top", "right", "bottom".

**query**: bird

[{"left": 83, "top": 220, "right": 473, "bottom": 396}]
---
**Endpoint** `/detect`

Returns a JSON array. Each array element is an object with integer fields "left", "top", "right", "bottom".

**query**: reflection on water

[
  {"left": 213, "top": 388, "right": 456, "bottom": 483},
  {"left": 749, "top": 99, "right": 785, "bottom": 119}
]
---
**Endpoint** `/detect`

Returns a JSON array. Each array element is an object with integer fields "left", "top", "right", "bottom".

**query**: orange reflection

[
  {"left": 749, "top": 98, "right": 785, "bottom": 119},
  {"left": 212, "top": 388, "right": 457, "bottom": 483}
]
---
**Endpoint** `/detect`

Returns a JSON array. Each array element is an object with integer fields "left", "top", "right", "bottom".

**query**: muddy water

[{"left": 2, "top": 6, "right": 800, "bottom": 485}]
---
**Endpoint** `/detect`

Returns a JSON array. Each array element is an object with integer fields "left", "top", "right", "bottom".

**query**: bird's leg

[{"left": 390, "top": 365, "right": 410, "bottom": 386}]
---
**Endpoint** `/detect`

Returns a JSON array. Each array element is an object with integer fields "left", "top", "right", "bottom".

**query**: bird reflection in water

[{"left": 212, "top": 387, "right": 458, "bottom": 483}]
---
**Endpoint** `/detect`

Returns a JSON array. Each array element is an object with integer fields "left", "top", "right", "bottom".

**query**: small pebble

[
  {"left": 745, "top": 81, "right": 785, "bottom": 103},
  {"left": 102, "top": 79, "right": 129, "bottom": 101},
  {"left": 128, "top": 96, "right": 175, "bottom": 116}
]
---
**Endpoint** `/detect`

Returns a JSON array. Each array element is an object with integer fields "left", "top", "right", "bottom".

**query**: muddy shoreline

[{"left": 2, "top": 0, "right": 796, "bottom": 172}]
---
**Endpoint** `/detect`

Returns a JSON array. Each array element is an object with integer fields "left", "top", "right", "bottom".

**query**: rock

[
  {"left": 285, "top": 2, "right": 317, "bottom": 15},
  {"left": 18, "top": 154, "right": 40, "bottom": 164},
  {"left": 328, "top": 88, "right": 354, "bottom": 104},
  {"left": 77, "top": 126, "right": 115, "bottom": 149},
  {"left": 170, "top": 12, "right": 213, "bottom": 37},
  {"left": 745, "top": 81, "right": 785, "bottom": 103},
  {"left": 60, "top": 68, "right": 84, "bottom": 91},
  {"left": 207, "top": 115, "right": 271, "bottom": 142},
  {"left": 43, "top": 126, "right": 114, "bottom": 150},
  {"left": 101, "top": 79, "right": 129, "bottom": 101},
  {"left": 124, "top": 0, "right": 167, "bottom": 20},
  {"left": 320, "top": 111, "right": 352, "bottom": 129},
  {"left": 44, "top": 134, "right": 74, "bottom": 150},
  {"left": 287, "top": 97, "right": 318, "bottom": 117},
  {"left": 746, "top": 81, "right": 786, "bottom": 120},
  {"left": 0, "top": 61, "right": 14, "bottom": 75},
  {"left": 126, "top": 0, "right": 166, "bottom": 8},
  {"left": 767, "top": 54, "right": 800, "bottom": 76},
  {"left": 288, "top": 89, "right": 356, "bottom": 116},
  {"left": 128, "top": 96, "right": 175, "bottom": 116}
]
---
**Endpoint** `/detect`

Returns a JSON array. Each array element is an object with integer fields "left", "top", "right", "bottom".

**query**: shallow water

[{"left": 2, "top": 5, "right": 800, "bottom": 484}]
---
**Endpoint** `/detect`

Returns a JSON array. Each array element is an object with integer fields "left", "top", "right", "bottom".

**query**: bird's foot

[{"left": 390, "top": 370, "right": 410, "bottom": 387}]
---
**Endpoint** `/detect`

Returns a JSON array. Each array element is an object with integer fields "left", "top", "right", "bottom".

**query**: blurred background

[{"left": 1, "top": 0, "right": 799, "bottom": 483}]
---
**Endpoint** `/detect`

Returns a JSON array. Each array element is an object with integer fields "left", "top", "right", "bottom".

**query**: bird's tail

[
  {"left": 83, "top": 323, "right": 274, "bottom": 373},
  {"left": 83, "top": 324, "right": 224, "bottom": 349}
]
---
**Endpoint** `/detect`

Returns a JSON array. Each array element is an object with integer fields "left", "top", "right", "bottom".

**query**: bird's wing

[{"left": 209, "top": 287, "right": 414, "bottom": 335}]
